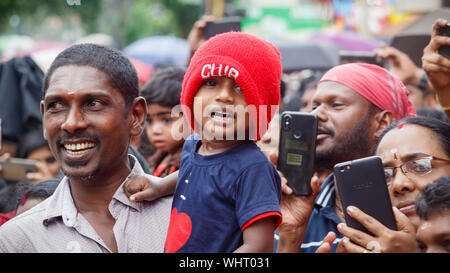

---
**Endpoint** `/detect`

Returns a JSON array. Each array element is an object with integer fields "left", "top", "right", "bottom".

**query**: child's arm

[
  {"left": 233, "top": 217, "right": 276, "bottom": 253},
  {"left": 124, "top": 170, "right": 179, "bottom": 202}
]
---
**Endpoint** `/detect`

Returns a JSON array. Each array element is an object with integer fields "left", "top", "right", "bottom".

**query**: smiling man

[{"left": 0, "top": 44, "right": 172, "bottom": 253}]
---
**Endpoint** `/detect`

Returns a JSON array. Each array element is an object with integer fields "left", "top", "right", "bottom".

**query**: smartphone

[
  {"left": 438, "top": 24, "right": 450, "bottom": 59},
  {"left": 334, "top": 156, "right": 397, "bottom": 235},
  {"left": 277, "top": 111, "right": 318, "bottom": 196},
  {"left": 204, "top": 17, "right": 241, "bottom": 39},
  {"left": 0, "top": 157, "right": 39, "bottom": 181},
  {"left": 339, "top": 50, "right": 387, "bottom": 68}
]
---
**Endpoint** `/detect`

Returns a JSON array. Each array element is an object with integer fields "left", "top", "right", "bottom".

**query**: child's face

[
  {"left": 193, "top": 77, "right": 250, "bottom": 141},
  {"left": 146, "top": 104, "right": 184, "bottom": 153}
]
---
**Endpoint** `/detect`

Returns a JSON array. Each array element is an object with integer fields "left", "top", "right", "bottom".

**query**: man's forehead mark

[
  {"left": 397, "top": 123, "right": 405, "bottom": 130},
  {"left": 68, "top": 91, "right": 75, "bottom": 99}
]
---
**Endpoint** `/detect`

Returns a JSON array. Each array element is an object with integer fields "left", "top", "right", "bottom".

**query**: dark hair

[
  {"left": 416, "top": 107, "right": 448, "bottom": 123},
  {"left": 16, "top": 127, "right": 48, "bottom": 158},
  {"left": 26, "top": 178, "right": 59, "bottom": 200},
  {"left": 140, "top": 66, "right": 185, "bottom": 108},
  {"left": 43, "top": 43, "right": 139, "bottom": 109},
  {"left": 376, "top": 117, "right": 450, "bottom": 157},
  {"left": 415, "top": 175, "right": 450, "bottom": 220}
]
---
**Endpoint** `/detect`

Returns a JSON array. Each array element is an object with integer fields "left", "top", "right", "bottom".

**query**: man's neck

[{"left": 69, "top": 158, "right": 132, "bottom": 213}]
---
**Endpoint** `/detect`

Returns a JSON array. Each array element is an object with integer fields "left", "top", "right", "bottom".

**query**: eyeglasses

[{"left": 384, "top": 156, "right": 450, "bottom": 185}]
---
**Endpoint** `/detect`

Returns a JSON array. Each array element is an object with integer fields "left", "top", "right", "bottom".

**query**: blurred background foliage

[{"left": 0, "top": 0, "right": 202, "bottom": 48}]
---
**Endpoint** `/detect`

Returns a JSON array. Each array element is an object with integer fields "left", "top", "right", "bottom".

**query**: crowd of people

[{"left": 0, "top": 15, "right": 449, "bottom": 254}]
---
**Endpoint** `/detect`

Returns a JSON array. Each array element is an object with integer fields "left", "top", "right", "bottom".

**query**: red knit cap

[{"left": 181, "top": 32, "right": 282, "bottom": 140}]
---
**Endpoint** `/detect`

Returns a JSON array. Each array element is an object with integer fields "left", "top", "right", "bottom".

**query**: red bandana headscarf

[{"left": 319, "top": 63, "right": 416, "bottom": 120}]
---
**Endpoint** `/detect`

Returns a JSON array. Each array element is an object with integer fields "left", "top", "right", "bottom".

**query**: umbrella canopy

[
  {"left": 129, "top": 58, "right": 153, "bottom": 86},
  {"left": 122, "top": 35, "right": 190, "bottom": 67},
  {"left": 309, "top": 31, "right": 383, "bottom": 52},
  {"left": 0, "top": 35, "right": 35, "bottom": 61},
  {"left": 391, "top": 8, "right": 450, "bottom": 67},
  {"left": 25, "top": 41, "right": 69, "bottom": 73},
  {"left": 271, "top": 39, "right": 340, "bottom": 73}
]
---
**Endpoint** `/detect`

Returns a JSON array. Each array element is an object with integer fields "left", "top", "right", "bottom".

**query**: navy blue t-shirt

[{"left": 164, "top": 134, "right": 282, "bottom": 253}]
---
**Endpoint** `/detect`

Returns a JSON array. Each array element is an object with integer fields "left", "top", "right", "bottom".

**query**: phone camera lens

[{"left": 282, "top": 114, "right": 292, "bottom": 131}]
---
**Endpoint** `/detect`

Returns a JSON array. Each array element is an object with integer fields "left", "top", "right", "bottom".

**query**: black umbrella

[
  {"left": 391, "top": 8, "right": 450, "bottom": 67},
  {"left": 271, "top": 39, "right": 339, "bottom": 73},
  {"left": 0, "top": 56, "right": 44, "bottom": 143}
]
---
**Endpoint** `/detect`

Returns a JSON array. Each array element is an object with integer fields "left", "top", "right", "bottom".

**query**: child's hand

[{"left": 124, "top": 174, "right": 164, "bottom": 202}]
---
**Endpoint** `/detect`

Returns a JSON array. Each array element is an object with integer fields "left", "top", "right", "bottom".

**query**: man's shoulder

[
  {"left": 0, "top": 198, "right": 51, "bottom": 252},
  {"left": 141, "top": 195, "right": 173, "bottom": 213}
]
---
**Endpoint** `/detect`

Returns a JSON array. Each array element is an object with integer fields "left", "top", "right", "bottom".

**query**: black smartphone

[
  {"left": 0, "top": 157, "right": 39, "bottom": 181},
  {"left": 438, "top": 23, "right": 450, "bottom": 59},
  {"left": 277, "top": 111, "right": 317, "bottom": 196},
  {"left": 339, "top": 50, "right": 387, "bottom": 69},
  {"left": 204, "top": 17, "right": 241, "bottom": 39},
  {"left": 334, "top": 156, "right": 397, "bottom": 235}
]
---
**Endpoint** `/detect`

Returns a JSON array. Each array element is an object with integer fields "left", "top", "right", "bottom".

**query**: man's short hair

[
  {"left": 415, "top": 175, "right": 450, "bottom": 220},
  {"left": 43, "top": 43, "right": 139, "bottom": 109},
  {"left": 140, "top": 66, "right": 185, "bottom": 108}
]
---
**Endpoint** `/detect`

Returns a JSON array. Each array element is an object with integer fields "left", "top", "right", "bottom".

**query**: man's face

[
  {"left": 41, "top": 65, "right": 133, "bottom": 182},
  {"left": 416, "top": 209, "right": 450, "bottom": 253},
  {"left": 376, "top": 124, "right": 450, "bottom": 228},
  {"left": 311, "top": 81, "right": 376, "bottom": 169}
]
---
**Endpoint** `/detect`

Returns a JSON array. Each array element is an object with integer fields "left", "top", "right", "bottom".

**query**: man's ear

[
  {"left": 129, "top": 96, "right": 147, "bottom": 137},
  {"left": 373, "top": 110, "right": 395, "bottom": 139}
]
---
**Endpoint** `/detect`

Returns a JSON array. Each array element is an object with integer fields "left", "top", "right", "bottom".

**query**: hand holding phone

[
  {"left": 334, "top": 156, "right": 397, "bottom": 235},
  {"left": 277, "top": 112, "right": 317, "bottom": 196},
  {"left": 0, "top": 157, "right": 39, "bottom": 181}
]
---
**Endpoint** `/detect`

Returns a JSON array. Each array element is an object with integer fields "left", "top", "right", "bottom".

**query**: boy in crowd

[
  {"left": 140, "top": 67, "right": 187, "bottom": 177},
  {"left": 415, "top": 175, "right": 450, "bottom": 253},
  {"left": 125, "top": 32, "right": 283, "bottom": 253}
]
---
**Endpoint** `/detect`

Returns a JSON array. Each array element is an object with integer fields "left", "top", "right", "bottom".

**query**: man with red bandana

[{"left": 276, "top": 63, "right": 416, "bottom": 253}]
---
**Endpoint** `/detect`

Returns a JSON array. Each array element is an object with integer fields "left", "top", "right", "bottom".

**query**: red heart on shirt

[{"left": 165, "top": 208, "right": 192, "bottom": 253}]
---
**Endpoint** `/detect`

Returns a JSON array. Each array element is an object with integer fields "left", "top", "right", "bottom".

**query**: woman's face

[{"left": 376, "top": 124, "right": 450, "bottom": 228}]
